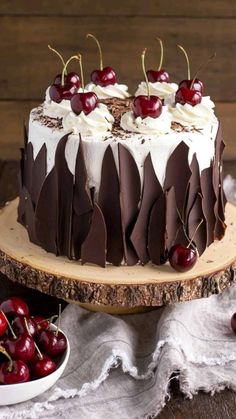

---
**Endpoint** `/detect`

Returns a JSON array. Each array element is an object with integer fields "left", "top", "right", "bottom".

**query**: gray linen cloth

[{"left": 0, "top": 176, "right": 235, "bottom": 419}]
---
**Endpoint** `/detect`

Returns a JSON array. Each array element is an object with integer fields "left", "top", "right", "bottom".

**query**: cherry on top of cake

[
  {"left": 70, "top": 53, "right": 99, "bottom": 116},
  {"left": 175, "top": 44, "right": 216, "bottom": 107},
  {"left": 146, "top": 37, "right": 170, "bottom": 83},
  {"left": 48, "top": 45, "right": 81, "bottom": 103},
  {"left": 133, "top": 48, "right": 163, "bottom": 119},
  {"left": 86, "top": 33, "right": 117, "bottom": 87}
]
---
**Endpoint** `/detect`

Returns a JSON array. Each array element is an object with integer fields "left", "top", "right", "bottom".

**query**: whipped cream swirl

[
  {"left": 120, "top": 106, "right": 172, "bottom": 135},
  {"left": 135, "top": 81, "right": 178, "bottom": 104},
  {"left": 170, "top": 96, "right": 216, "bottom": 128},
  {"left": 85, "top": 82, "right": 131, "bottom": 100},
  {"left": 62, "top": 103, "right": 114, "bottom": 136}
]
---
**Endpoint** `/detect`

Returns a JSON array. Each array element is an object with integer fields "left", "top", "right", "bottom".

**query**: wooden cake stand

[{"left": 0, "top": 199, "right": 236, "bottom": 314}]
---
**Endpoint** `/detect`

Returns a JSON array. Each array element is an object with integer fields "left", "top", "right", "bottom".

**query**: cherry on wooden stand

[
  {"left": 146, "top": 37, "right": 170, "bottom": 83},
  {"left": 0, "top": 296, "right": 29, "bottom": 318},
  {"left": 0, "top": 345, "right": 30, "bottom": 384},
  {"left": 71, "top": 54, "right": 98, "bottom": 115},
  {"left": 87, "top": 33, "right": 117, "bottom": 86},
  {"left": 168, "top": 219, "right": 203, "bottom": 272},
  {"left": 38, "top": 304, "right": 67, "bottom": 358},
  {"left": 133, "top": 49, "right": 162, "bottom": 119}
]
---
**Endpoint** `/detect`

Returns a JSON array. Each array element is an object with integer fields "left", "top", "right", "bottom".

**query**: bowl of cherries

[{"left": 0, "top": 297, "right": 70, "bottom": 406}]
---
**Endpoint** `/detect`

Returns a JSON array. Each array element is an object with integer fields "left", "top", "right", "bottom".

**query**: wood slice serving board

[{"left": 0, "top": 199, "right": 236, "bottom": 314}]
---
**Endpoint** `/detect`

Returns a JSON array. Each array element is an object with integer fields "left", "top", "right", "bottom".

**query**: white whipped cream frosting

[
  {"left": 120, "top": 106, "right": 172, "bottom": 135},
  {"left": 135, "top": 81, "right": 178, "bottom": 104},
  {"left": 85, "top": 82, "right": 131, "bottom": 100},
  {"left": 62, "top": 103, "right": 114, "bottom": 136},
  {"left": 170, "top": 96, "right": 216, "bottom": 128}
]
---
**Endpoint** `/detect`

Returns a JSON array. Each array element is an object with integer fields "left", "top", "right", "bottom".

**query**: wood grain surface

[{"left": 0, "top": 160, "right": 236, "bottom": 417}]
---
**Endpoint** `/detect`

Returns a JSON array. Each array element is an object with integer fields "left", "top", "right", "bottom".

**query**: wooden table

[{"left": 0, "top": 160, "right": 236, "bottom": 419}]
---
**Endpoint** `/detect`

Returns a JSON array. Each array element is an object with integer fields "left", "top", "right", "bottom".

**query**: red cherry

[
  {"left": 179, "top": 78, "right": 204, "bottom": 94},
  {"left": 231, "top": 313, "right": 236, "bottom": 334},
  {"left": 49, "top": 84, "right": 77, "bottom": 103},
  {"left": 175, "top": 87, "right": 202, "bottom": 106},
  {"left": 0, "top": 312, "right": 7, "bottom": 337},
  {"left": 169, "top": 244, "right": 197, "bottom": 272},
  {"left": 53, "top": 72, "right": 81, "bottom": 88},
  {"left": 30, "top": 353, "right": 57, "bottom": 379},
  {"left": 32, "top": 316, "right": 49, "bottom": 334},
  {"left": 91, "top": 66, "right": 117, "bottom": 87},
  {"left": 146, "top": 69, "right": 170, "bottom": 83},
  {"left": 0, "top": 359, "right": 30, "bottom": 384},
  {"left": 12, "top": 316, "right": 37, "bottom": 338},
  {"left": 71, "top": 92, "right": 98, "bottom": 115},
  {"left": 38, "top": 330, "right": 67, "bottom": 357},
  {"left": 3, "top": 333, "right": 35, "bottom": 363},
  {"left": 133, "top": 95, "right": 162, "bottom": 119},
  {"left": 0, "top": 297, "right": 29, "bottom": 318}
]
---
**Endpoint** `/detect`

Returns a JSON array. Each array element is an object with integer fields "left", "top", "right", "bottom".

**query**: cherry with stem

[
  {"left": 133, "top": 49, "right": 162, "bottom": 119},
  {"left": 86, "top": 33, "right": 117, "bottom": 86},
  {"left": 146, "top": 37, "right": 170, "bottom": 83},
  {"left": 0, "top": 344, "right": 30, "bottom": 384}
]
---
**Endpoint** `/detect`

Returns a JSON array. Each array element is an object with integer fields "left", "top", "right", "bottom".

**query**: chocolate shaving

[
  {"left": 166, "top": 187, "right": 182, "bottom": 250},
  {"left": 164, "top": 142, "right": 191, "bottom": 216},
  {"left": 98, "top": 145, "right": 123, "bottom": 266},
  {"left": 81, "top": 203, "right": 107, "bottom": 268},
  {"left": 148, "top": 194, "right": 166, "bottom": 265},
  {"left": 55, "top": 134, "right": 74, "bottom": 259},
  {"left": 131, "top": 153, "right": 162, "bottom": 264},
  {"left": 73, "top": 139, "right": 93, "bottom": 260},
  {"left": 188, "top": 192, "right": 207, "bottom": 256},
  {"left": 31, "top": 144, "right": 47, "bottom": 206},
  {"left": 201, "top": 166, "right": 216, "bottom": 246},
  {"left": 35, "top": 167, "right": 58, "bottom": 255},
  {"left": 118, "top": 144, "right": 140, "bottom": 265},
  {"left": 23, "top": 142, "right": 34, "bottom": 196}
]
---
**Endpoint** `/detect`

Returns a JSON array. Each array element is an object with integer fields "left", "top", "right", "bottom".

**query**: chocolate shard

[
  {"left": 81, "top": 203, "right": 107, "bottom": 268},
  {"left": 35, "top": 167, "right": 58, "bottom": 255},
  {"left": 164, "top": 141, "right": 191, "bottom": 216},
  {"left": 23, "top": 142, "right": 34, "bottom": 196},
  {"left": 131, "top": 153, "right": 162, "bottom": 264},
  {"left": 185, "top": 154, "right": 201, "bottom": 222},
  {"left": 213, "top": 124, "right": 227, "bottom": 238},
  {"left": 187, "top": 192, "right": 207, "bottom": 256},
  {"left": 17, "top": 186, "right": 28, "bottom": 226},
  {"left": 55, "top": 134, "right": 74, "bottom": 259},
  {"left": 98, "top": 145, "right": 123, "bottom": 266},
  {"left": 200, "top": 166, "right": 216, "bottom": 246},
  {"left": 148, "top": 193, "right": 166, "bottom": 265},
  {"left": 31, "top": 144, "right": 47, "bottom": 206},
  {"left": 24, "top": 188, "right": 39, "bottom": 245},
  {"left": 73, "top": 139, "right": 93, "bottom": 260},
  {"left": 23, "top": 119, "right": 28, "bottom": 148},
  {"left": 166, "top": 187, "right": 183, "bottom": 250},
  {"left": 118, "top": 144, "right": 140, "bottom": 266}
]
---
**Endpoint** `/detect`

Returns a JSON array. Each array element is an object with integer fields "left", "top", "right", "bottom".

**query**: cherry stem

[
  {"left": 87, "top": 33, "right": 103, "bottom": 70},
  {"left": 187, "top": 218, "right": 204, "bottom": 249},
  {"left": 61, "top": 55, "right": 79, "bottom": 87},
  {"left": 156, "top": 37, "right": 164, "bottom": 71},
  {"left": 190, "top": 52, "right": 216, "bottom": 89},
  {"left": 24, "top": 317, "right": 43, "bottom": 360},
  {"left": 48, "top": 45, "right": 67, "bottom": 74},
  {"left": 0, "top": 344, "right": 13, "bottom": 372},
  {"left": 141, "top": 49, "right": 150, "bottom": 99},
  {"left": 78, "top": 54, "right": 85, "bottom": 91},
  {"left": 46, "top": 315, "right": 58, "bottom": 324},
  {"left": 177, "top": 44, "right": 191, "bottom": 80},
  {"left": 0, "top": 310, "right": 17, "bottom": 340},
  {"left": 55, "top": 304, "right": 62, "bottom": 337}
]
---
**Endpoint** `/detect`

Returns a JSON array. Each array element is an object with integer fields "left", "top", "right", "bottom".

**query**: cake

[{"left": 18, "top": 39, "right": 226, "bottom": 268}]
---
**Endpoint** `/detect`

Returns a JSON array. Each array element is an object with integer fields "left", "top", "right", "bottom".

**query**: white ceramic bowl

[{"left": 0, "top": 326, "right": 70, "bottom": 406}]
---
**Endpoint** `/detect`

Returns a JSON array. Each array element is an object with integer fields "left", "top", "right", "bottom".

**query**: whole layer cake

[{"left": 18, "top": 42, "right": 226, "bottom": 268}]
